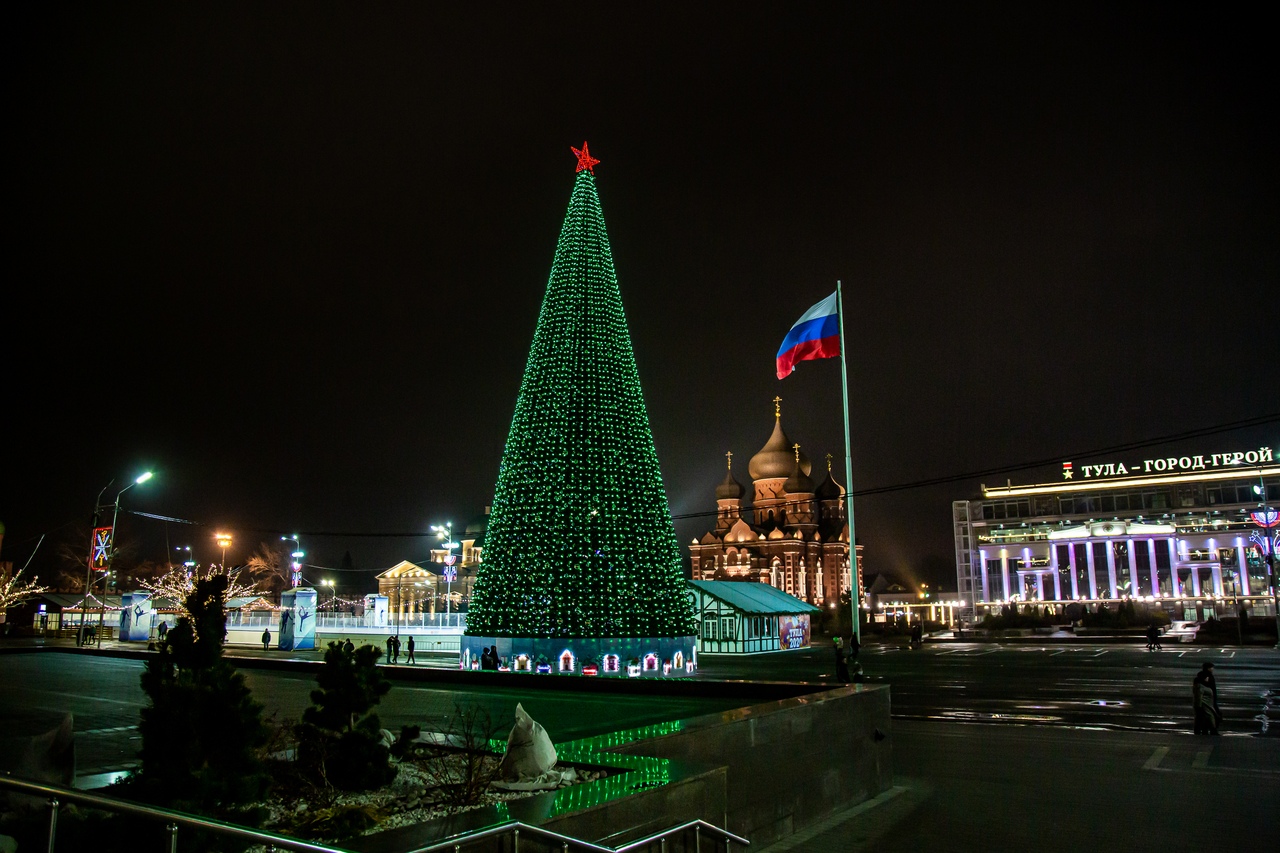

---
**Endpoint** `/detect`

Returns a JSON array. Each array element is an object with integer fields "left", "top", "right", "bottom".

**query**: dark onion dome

[
  {"left": 783, "top": 456, "right": 816, "bottom": 494},
  {"left": 748, "top": 416, "right": 812, "bottom": 480},
  {"left": 816, "top": 469, "right": 845, "bottom": 500},
  {"left": 716, "top": 467, "right": 745, "bottom": 500}
]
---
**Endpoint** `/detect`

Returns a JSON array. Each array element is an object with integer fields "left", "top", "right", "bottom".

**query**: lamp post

[
  {"left": 1252, "top": 475, "right": 1279, "bottom": 648},
  {"left": 89, "top": 472, "right": 153, "bottom": 647},
  {"left": 393, "top": 573, "right": 425, "bottom": 643},
  {"left": 281, "top": 535, "right": 304, "bottom": 588},
  {"left": 442, "top": 563, "right": 457, "bottom": 621},
  {"left": 216, "top": 532, "right": 232, "bottom": 567},
  {"left": 83, "top": 481, "right": 114, "bottom": 643},
  {"left": 430, "top": 522, "right": 458, "bottom": 620}
]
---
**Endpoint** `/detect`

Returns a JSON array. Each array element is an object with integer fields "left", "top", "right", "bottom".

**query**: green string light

[{"left": 466, "top": 166, "right": 696, "bottom": 639}]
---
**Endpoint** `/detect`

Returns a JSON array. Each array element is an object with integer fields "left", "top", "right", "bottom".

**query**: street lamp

[
  {"left": 321, "top": 579, "right": 336, "bottom": 608},
  {"left": 1251, "top": 476, "right": 1279, "bottom": 647},
  {"left": 281, "top": 535, "right": 304, "bottom": 588},
  {"left": 392, "top": 574, "right": 427, "bottom": 643},
  {"left": 431, "top": 522, "right": 458, "bottom": 619},
  {"left": 84, "top": 471, "right": 153, "bottom": 648},
  {"left": 216, "top": 532, "right": 232, "bottom": 567}
]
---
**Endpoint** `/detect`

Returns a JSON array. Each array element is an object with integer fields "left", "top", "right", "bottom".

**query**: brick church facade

[{"left": 688, "top": 401, "right": 861, "bottom": 608}]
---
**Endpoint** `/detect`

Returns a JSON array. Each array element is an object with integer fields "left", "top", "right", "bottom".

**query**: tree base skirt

[{"left": 460, "top": 635, "right": 698, "bottom": 677}]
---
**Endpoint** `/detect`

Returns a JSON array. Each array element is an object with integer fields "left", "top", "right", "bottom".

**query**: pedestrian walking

[
  {"left": 392, "top": 635, "right": 401, "bottom": 663},
  {"left": 386, "top": 634, "right": 396, "bottom": 664},
  {"left": 1192, "top": 662, "right": 1221, "bottom": 735},
  {"left": 834, "top": 638, "right": 850, "bottom": 683},
  {"left": 261, "top": 628, "right": 271, "bottom": 651},
  {"left": 910, "top": 622, "right": 923, "bottom": 649},
  {"left": 157, "top": 620, "right": 169, "bottom": 641},
  {"left": 1145, "top": 624, "right": 1162, "bottom": 651},
  {"left": 406, "top": 635, "right": 416, "bottom": 665}
]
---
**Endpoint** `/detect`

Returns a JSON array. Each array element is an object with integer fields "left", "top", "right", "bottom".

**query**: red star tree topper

[{"left": 571, "top": 141, "right": 600, "bottom": 174}]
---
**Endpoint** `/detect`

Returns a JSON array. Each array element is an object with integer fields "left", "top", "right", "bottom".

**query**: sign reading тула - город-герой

[{"left": 1062, "top": 446, "right": 1274, "bottom": 480}]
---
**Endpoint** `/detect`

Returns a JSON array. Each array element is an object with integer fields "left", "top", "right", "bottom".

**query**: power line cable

[{"left": 122, "top": 413, "right": 1278, "bottom": 534}]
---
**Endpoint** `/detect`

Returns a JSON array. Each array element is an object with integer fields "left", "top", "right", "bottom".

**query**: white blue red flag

[{"left": 776, "top": 291, "right": 840, "bottom": 379}]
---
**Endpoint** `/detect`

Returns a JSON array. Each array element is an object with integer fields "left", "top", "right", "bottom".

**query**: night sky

[{"left": 7, "top": 5, "right": 1277, "bottom": 592}]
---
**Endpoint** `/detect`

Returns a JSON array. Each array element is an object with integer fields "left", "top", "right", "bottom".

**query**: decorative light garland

[{"left": 466, "top": 147, "right": 695, "bottom": 639}]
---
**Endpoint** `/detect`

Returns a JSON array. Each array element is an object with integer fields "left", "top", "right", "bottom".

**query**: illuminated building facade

[
  {"left": 376, "top": 509, "right": 487, "bottom": 619},
  {"left": 953, "top": 446, "right": 1279, "bottom": 619},
  {"left": 688, "top": 402, "right": 860, "bottom": 608}
]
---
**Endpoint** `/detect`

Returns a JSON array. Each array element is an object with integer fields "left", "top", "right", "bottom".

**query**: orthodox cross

[
  {"left": 773, "top": 396, "right": 782, "bottom": 418},
  {"left": 725, "top": 450, "right": 733, "bottom": 471}
]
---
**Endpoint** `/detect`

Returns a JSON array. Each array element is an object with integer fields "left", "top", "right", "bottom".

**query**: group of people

[
  {"left": 832, "top": 635, "right": 865, "bottom": 683},
  {"left": 384, "top": 634, "right": 415, "bottom": 664},
  {"left": 1145, "top": 624, "right": 1163, "bottom": 651},
  {"left": 478, "top": 646, "right": 501, "bottom": 669}
]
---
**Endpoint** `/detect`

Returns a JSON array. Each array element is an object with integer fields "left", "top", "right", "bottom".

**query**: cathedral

[{"left": 689, "top": 400, "right": 861, "bottom": 607}]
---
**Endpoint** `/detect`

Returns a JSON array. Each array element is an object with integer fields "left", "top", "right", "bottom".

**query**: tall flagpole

[{"left": 836, "top": 280, "right": 862, "bottom": 643}]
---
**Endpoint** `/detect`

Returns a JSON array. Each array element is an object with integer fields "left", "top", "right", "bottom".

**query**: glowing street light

[
  {"left": 431, "top": 522, "right": 458, "bottom": 618},
  {"left": 281, "top": 535, "right": 304, "bottom": 587},
  {"left": 215, "top": 532, "right": 233, "bottom": 567}
]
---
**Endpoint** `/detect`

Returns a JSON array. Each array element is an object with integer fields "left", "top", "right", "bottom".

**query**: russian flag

[{"left": 776, "top": 291, "right": 840, "bottom": 379}]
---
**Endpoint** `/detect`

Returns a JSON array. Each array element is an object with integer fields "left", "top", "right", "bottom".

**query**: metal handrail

[
  {"left": 2, "top": 775, "right": 749, "bottom": 853},
  {"left": 0, "top": 774, "right": 357, "bottom": 853},
  {"left": 410, "top": 818, "right": 749, "bottom": 853},
  {"left": 616, "top": 819, "right": 750, "bottom": 851}
]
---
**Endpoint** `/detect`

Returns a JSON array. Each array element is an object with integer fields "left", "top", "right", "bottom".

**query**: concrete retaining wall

[{"left": 610, "top": 683, "right": 892, "bottom": 846}]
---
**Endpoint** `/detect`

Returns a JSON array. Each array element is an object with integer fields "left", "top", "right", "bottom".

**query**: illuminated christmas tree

[{"left": 466, "top": 143, "right": 695, "bottom": 639}]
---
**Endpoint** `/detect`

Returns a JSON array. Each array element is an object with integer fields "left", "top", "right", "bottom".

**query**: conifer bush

[
  {"left": 297, "top": 641, "right": 394, "bottom": 791},
  {"left": 135, "top": 575, "right": 270, "bottom": 833}
]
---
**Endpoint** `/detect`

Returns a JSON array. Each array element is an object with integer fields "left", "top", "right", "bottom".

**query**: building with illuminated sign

[
  {"left": 952, "top": 447, "right": 1279, "bottom": 620},
  {"left": 688, "top": 402, "right": 860, "bottom": 609}
]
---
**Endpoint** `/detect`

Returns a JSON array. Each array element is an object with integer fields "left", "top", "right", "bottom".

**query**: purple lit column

[
  {"left": 1168, "top": 539, "right": 1180, "bottom": 596},
  {"left": 1126, "top": 537, "right": 1138, "bottom": 596},
  {"left": 1105, "top": 544, "right": 1119, "bottom": 598},
  {"left": 1001, "top": 552, "right": 1011, "bottom": 601},
  {"left": 1050, "top": 546, "right": 1062, "bottom": 600},
  {"left": 1068, "top": 544, "right": 1080, "bottom": 599},
  {"left": 1085, "top": 543, "right": 1099, "bottom": 599},
  {"left": 1148, "top": 539, "right": 1160, "bottom": 597},
  {"left": 980, "top": 552, "right": 990, "bottom": 602}
]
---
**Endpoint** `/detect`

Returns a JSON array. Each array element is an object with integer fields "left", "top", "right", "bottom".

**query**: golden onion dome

[{"left": 748, "top": 414, "right": 811, "bottom": 480}]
